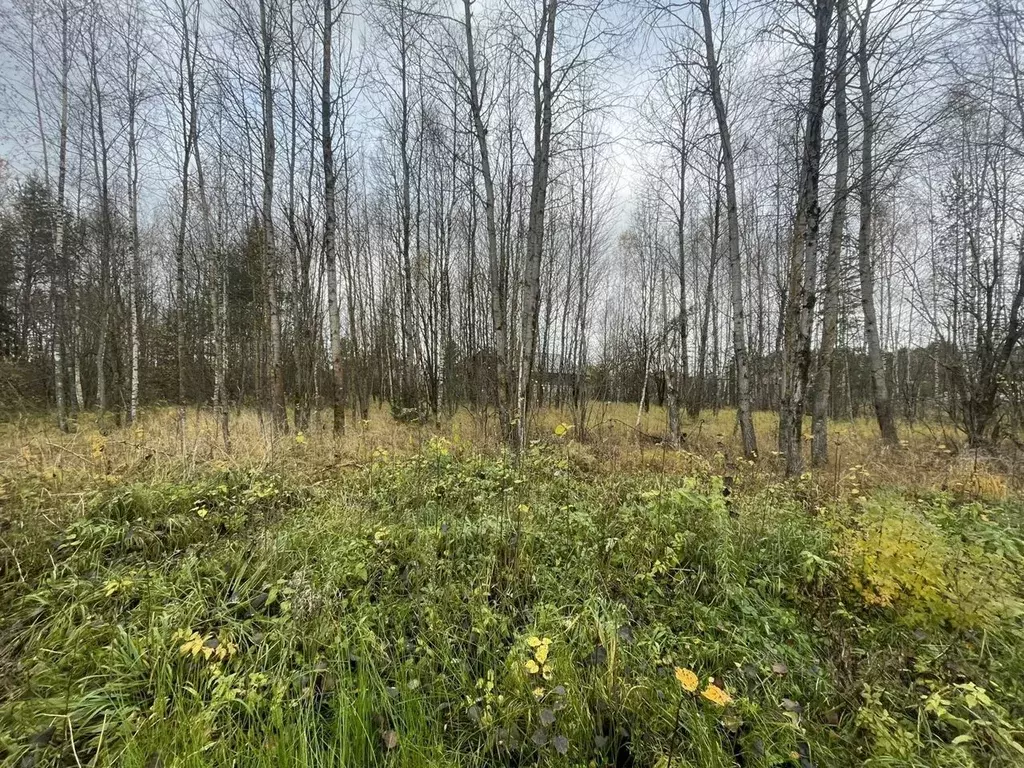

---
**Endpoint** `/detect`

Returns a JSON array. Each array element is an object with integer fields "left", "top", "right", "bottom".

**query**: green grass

[{"left": 2, "top": 440, "right": 1024, "bottom": 767}]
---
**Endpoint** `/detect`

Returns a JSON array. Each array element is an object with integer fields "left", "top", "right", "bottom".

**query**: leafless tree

[{"left": 699, "top": 0, "right": 757, "bottom": 459}]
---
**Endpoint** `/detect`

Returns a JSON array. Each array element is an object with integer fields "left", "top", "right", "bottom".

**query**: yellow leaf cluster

[
  {"left": 177, "top": 631, "right": 239, "bottom": 662},
  {"left": 844, "top": 514, "right": 949, "bottom": 610},
  {"left": 838, "top": 501, "right": 1021, "bottom": 628},
  {"left": 524, "top": 636, "right": 553, "bottom": 680}
]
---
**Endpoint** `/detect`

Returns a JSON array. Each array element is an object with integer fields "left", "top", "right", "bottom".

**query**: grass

[{"left": 1, "top": 406, "right": 1023, "bottom": 767}]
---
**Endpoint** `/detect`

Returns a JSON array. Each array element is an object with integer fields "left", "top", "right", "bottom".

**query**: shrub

[{"left": 838, "top": 495, "right": 1023, "bottom": 629}]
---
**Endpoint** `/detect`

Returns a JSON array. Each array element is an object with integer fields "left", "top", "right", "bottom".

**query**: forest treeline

[{"left": 1, "top": 0, "right": 1023, "bottom": 472}]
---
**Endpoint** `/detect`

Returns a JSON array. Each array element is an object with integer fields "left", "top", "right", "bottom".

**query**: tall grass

[
  {"left": 2, "top": 404, "right": 1019, "bottom": 498},
  {"left": 3, "top": 430, "right": 1024, "bottom": 766}
]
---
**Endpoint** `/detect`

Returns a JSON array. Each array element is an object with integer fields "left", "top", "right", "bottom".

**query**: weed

[{"left": 1, "top": 409, "right": 1022, "bottom": 766}]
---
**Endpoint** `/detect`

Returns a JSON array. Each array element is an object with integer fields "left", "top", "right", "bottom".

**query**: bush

[{"left": 839, "top": 494, "right": 1023, "bottom": 629}]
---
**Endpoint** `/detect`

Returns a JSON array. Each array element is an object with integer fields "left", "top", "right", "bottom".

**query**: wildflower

[
  {"left": 674, "top": 667, "right": 699, "bottom": 693},
  {"left": 524, "top": 659, "right": 540, "bottom": 674},
  {"left": 701, "top": 684, "right": 732, "bottom": 707}
]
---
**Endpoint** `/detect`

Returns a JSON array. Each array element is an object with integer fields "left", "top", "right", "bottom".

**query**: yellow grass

[{"left": 1, "top": 403, "right": 1020, "bottom": 508}]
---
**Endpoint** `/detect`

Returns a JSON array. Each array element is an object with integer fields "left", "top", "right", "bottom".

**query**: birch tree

[
  {"left": 699, "top": 0, "right": 757, "bottom": 459},
  {"left": 779, "top": 0, "right": 834, "bottom": 476},
  {"left": 811, "top": 0, "right": 850, "bottom": 466}
]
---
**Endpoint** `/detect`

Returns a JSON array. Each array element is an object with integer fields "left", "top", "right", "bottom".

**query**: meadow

[{"left": 1, "top": 405, "right": 1023, "bottom": 767}]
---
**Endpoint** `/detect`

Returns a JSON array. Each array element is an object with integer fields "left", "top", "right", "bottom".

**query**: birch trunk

[
  {"left": 172, "top": 0, "right": 195, "bottom": 443},
  {"left": 699, "top": 0, "right": 757, "bottom": 459},
  {"left": 186, "top": 0, "right": 227, "bottom": 449},
  {"left": 812, "top": 0, "right": 849, "bottom": 466},
  {"left": 323, "top": 0, "right": 346, "bottom": 435},
  {"left": 259, "top": 0, "right": 287, "bottom": 433},
  {"left": 856, "top": 0, "right": 899, "bottom": 445},
  {"left": 670, "top": 146, "right": 689, "bottom": 443},
  {"left": 517, "top": 0, "right": 556, "bottom": 453},
  {"left": 663, "top": 264, "right": 680, "bottom": 443},
  {"left": 397, "top": 1, "right": 417, "bottom": 414},
  {"left": 780, "top": 0, "right": 834, "bottom": 475},
  {"left": 194, "top": 130, "right": 227, "bottom": 449},
  {"left": 50, "top": 1, "right": 73, "bottom": 431},
  {"left": 463, "top": 0, "right": 513, "bottom": 446},
  {"left": 89, "top": 31, "right": 112, "bottom": 419},
  {"left": 126, "top": 16, "right": 142, "bottom": 426}
]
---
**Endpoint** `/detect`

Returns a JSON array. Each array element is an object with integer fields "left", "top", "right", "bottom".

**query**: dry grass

[{"left": 1, "top": 403, "right": 1020, "bottom": 506}]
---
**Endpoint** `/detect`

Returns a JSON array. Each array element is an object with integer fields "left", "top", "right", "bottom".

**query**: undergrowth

[{"left": 2, "top": 440, "right": 1023, "bottom": 767}]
